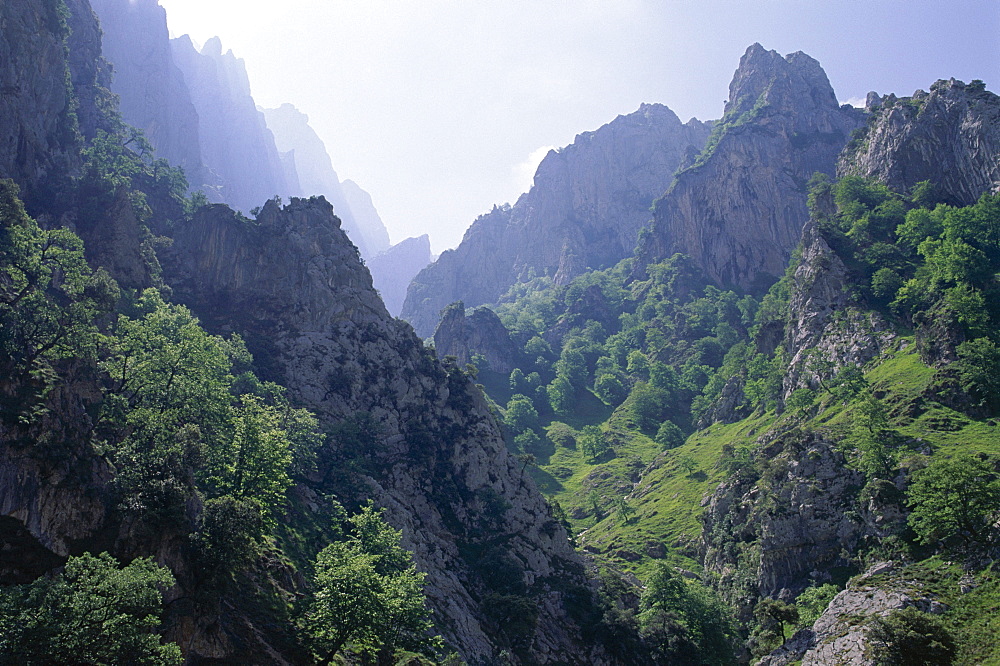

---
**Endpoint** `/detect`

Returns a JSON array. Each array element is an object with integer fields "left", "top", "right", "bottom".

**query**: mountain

[
  {"left": 88, "top": 0, "right": 210, "bottom": 193},
  {"left": 367, "top": 234, "right": 432, "bottom": 317},
  {"left": 341, "top": 178, "right": 392, "bottom": 256},
  {"left": 0, "top": 2, "right": 624, "bottom": 662},
  {"left": 402, "top": 103, "right": 712, "bottom": 337},
  {"left": 637, "top": 43, "right": 865, "bottom": 291},
  {"left": 842, "top": 79, "right": 1000, "bottom": 206},
  {"left": 4, "top": 2, "right": 1000, "bottom": 662},
  {"left": 261, "top": 103, "right": 394, "bottom": 259},
  {"left": 169, "top": 35, "right": 293, "bottom": 213}
]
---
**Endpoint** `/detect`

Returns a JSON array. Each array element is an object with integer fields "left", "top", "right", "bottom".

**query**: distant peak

[{"left": 202, "top": 35, "right": 223, "bottom": 57}]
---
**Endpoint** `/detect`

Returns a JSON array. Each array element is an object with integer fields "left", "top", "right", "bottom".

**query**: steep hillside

[
  {"left": 841, "top": 78, "right": 1000, "bottom": 206},
  {"left": 0, "top": 3, "right": 628, "bottom": 663},
  {"left": 446, "top": 67, "right": 999, "bottom": 663},
  {"left": 402, "top": 104, "right": 711, "bottom": 337},
  {"left": 261, "top": 103, "right": 392, "bottom": 259}
]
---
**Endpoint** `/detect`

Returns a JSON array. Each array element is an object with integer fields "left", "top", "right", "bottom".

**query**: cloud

[
  {"left": 843, "top": 96, "right": 867, "bottom": 108},
  {"left": 512, "top": 145, "right": 556, "bottom": 194}
]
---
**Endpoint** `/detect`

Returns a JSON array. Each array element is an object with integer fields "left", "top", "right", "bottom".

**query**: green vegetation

[
  {"left": 303, "top": 503, "right": 439, "bottom": 665},
  {"left": 0, "top": 553, "right": 182, "bottom": 665},
  {"left": 480, "top": 175, "right": 1000, "bottom": 661},
  {"left": 0, "top": 181, "right": 444, "bottom": 664}
]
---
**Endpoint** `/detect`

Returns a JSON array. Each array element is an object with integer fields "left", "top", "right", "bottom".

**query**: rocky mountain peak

[
  {"left": 433, "top": 302, "right": 521, "bottom": 375},
  {"left": 637, "top": 45, "right": 864, "bottom": 291},
  {"left": 726, "top": 44, "right": 840, "bottom": 134}
]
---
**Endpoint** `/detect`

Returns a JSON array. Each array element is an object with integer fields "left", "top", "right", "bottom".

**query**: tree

[
  {"left": 614, "top": 497, "right": 635, "bottom": 525},
  {"left": 594, "top": 373, "right": 628, "bottom": 406},
  {"left": 866, "top": 607, "right": 956, "bottom": 665},
  {"left": 548, "top": 376, "right": 574, "bottom": 416},
  {"left": 503, "top": 394, "right": 538, "bottom": 434},
  {"left": 638, "top": 563, "right": 737, "bottom": 665},
  {"left": 191, "top": 495, "right": 268, "bottom": 583},
  {"left": 907, "top": 454, "right": 1000, "bottom": 552},
  {"left": 513, "top": 428, "right": 541, "bottom": 454},
  {"left": 0, "top": 553, "right": 182, "bottom": 665},
  {"left": 303, "top": 503, "right": 438, "bottom": 665},
  {"left": 0, "top": 180, "right": 116, "bottom": 408},
  {"left": 784, "top": 388, "right": 815, "bottom": 416},
  {"left": 795, "top": 583, "right": 838, "bottom": 628},
  {"left": 629, "top": 382, "right": 671, "bottom": 432},
  {"left": 851, "top": 392, "right": 895, "bottom": 479},
  {"left": 202, "top": 396, "right": 293, "bottom": 522},
  {"left": 956, "top": 338, "right": 1000, "bottom": 414},
  {"left": 579, "top": 425, "right": 610, "bottom": 462},
  {"left": 753, "top": 598, "right": 798, "bottom": 646},
  {"left": 655, "top": 420, "right": 685, "bottom": 450}
]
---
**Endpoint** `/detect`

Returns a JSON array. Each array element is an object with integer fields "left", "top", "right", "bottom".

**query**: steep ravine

[{"left": 162, "top": 197, "right": 616, "bottom": 664}]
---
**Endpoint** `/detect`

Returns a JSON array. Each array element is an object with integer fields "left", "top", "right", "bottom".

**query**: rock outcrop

[
  {"left": 341, "top": 178, "right": 391, "bottom": 256},
  {"left": 402, "top": 103, "right": 712, "bottom": 337},
  {"left": 758, "top": 562, "right": 948, "bottom": 666},
  {"left": 638, "top": 44, "right": 865, "bottom": 292},
  {"left": 367, "top": 234, "right": 432, "bottom": 317},
  {"left": 781, "top": 222, "right": 895, "bottom": 399},
  {"left": 841, "top": 79, "right": 1000, "bottom": 206},
  {"left": 162, "top": 197, "right": 615, "bottom": 664},
  {"left": 433, "top": 302, "right": 521, "bottom": 376},
  {"left": 0, "top": 0, "right": 111, "bottom": 210},
  {"left": 702, "top": 430, "right": 870, "bottom": 600}
]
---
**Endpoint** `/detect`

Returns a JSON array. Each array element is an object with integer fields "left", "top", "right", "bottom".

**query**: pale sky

[{"left": 156, "top": 0, "right": 999, "bottom": 252}]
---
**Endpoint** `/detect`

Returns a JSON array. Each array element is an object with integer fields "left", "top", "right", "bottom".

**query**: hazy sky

[{"left": 156, "top": 0, "right": 999, "bottom": 252}]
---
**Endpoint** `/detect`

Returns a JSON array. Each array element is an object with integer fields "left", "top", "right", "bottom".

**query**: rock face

[
  {"left": 89, "top": 0, "right": 209, "bottom": 192},
  {"left": 367, "top": 234, "right": 433, "bottom": 317},
  {"left": 758, "top": 562, "right": 948, "bottom": 666},
  {"left": 162, "top": 197, "right": 614, "bottom": 664},
  {"left": 0, "top": 0, "right": 110, "bottom": 210},
  {"left": 433, "top": 302, "right": 521, "bottom": 376},
  {"left": 341, "top": 178, "right": 391, "bottom": 256},
  {"left": 169, "top": 35, "right": 293, "bottom": 212},
  {"left": 842, "top": 79, "right": 1000, "bottom": 206},
  {"left": 781, "top": 222, "right": 895, "bottom": 399},
  {"left": 639, "top": 44, "right": 864, "bottom": 292},
  {"left": 402, "top": 103, "right": 712, "bottom": 337}
]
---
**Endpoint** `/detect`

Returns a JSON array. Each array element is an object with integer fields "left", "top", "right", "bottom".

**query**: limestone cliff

[
  {"left": 89, "top": 0, "right": 210, "bottom": 192},
  {"left": 758, "top": 562, "right": 950, "bottom": 666},
  {"left": 638, "top": 44, "right": 865, "bottom": 292},
  {"left": 367, "top": 234, "right": 432, "bottom": 317},
  {"left": 841, "top": 79, "right": 1000, "bottom": 206},
  {"left": 162, "top": 197, "right": 615, "bottom": 664},
  {"left": 170, "top": 35, "right": 293, "bottom": 212},
  {"left": 402, "top": 104, "right": 712, "bottom": 337},
  {"left": 0, "top": 0, "right": 111, "bottom": 210},
  {"left": 781, "top": 222, "right": 895, "bottom": 400},
  {"left": 700, "top": 427, "right": 906, "bottom": 605},
  {"left": 342, "top": 178, "right": 392, "bottom": 256},
  {"left": 433, "top": 302, "right": 521, "bottom": 376}
]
